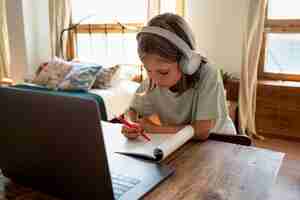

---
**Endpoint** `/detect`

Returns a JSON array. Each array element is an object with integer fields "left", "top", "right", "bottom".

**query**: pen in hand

[{"left": 117, "top": 116, "right": 151, "bottom": 141}]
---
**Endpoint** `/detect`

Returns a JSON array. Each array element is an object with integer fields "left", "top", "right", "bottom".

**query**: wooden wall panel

[
  {"left": 256, "top": 104, "right": 281, "bottom": 135},
  {"left": 225, "top": 79, "right": 300, "bottom": 141},
  {"left": 279, "top": 107, "right": 300, "bottom": 138},
  {"left": 256, "top": 81, "right": 300, "bottom": 141},
  {"left": 280, "top": 87, "right": 300, "bottom": 109}
]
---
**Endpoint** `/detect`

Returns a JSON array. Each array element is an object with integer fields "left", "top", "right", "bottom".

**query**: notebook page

[
  {"left": 155, "top": 125, "right": 194, "bottom": 160},
  {"left": 116, "top": 134, "right": 172, "bottom": 160},
  {"left": 101, "top": 121, "right": 194, "bottom": 161},
  {"left": 101, "top": 121, "right": 160, "bottom": 158}
]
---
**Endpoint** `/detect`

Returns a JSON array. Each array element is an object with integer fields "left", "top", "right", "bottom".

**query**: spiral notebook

[{"left": 101, "top": 121, "right": 194, "bottom": 162}]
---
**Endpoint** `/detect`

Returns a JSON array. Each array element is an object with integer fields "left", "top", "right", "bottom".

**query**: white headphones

[{"left": 137, "top": 26, "right": 203, "bottom": 75}]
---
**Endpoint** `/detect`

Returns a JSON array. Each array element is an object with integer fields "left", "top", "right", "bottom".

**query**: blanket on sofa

[{"left": 12, "top": 84, "right": 108, "bottom": 121}]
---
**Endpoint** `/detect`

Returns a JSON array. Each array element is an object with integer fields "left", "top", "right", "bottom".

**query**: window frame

[
  {"left": 67, "top": 0, "right": 186, "bottom": 63},
  {"left": 259, "top": 3, "right": 300, "bottom": 82},
  {"left": 67, "top": 23, "right": 144, "bottom": 64}
]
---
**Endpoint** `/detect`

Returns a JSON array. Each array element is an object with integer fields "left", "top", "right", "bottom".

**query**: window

[
  {"left": 260, "top": 0, "right": 300, "bottom": 81},
  {"left": 69, "top": 0, "right": 183, "bottom": 66}
]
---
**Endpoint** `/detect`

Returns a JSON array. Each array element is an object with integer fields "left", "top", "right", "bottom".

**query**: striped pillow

[
  {"left": 92, "top": 65, "right": 120, "bottom": 89},
  {"left": 58, "top": 62, "right": 102, "bottom": 91}
]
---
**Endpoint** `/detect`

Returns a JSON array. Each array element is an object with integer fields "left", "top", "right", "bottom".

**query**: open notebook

[{"left": 101, "top": 121, "right": 194, "bottom": 162}]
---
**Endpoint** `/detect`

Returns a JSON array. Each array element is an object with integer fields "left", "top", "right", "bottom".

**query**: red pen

[
  {"left": 117, "top": 116, "right": 151, "bottom": 141},
  {"left": 139, "top": 130, "right": 151, "bottom": 142}
]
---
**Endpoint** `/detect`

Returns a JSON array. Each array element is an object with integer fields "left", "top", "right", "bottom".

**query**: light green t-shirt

[{"left": 129, "top": 63, "right": 236, "bottom": 134}]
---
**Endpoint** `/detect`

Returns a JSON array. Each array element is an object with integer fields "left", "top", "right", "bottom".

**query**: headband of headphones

[{"left": 137, "top": 26, "right": 202, "bottom": 75}]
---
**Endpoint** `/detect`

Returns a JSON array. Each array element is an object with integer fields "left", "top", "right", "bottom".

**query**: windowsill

[{"left": 258, "top": 79, "right": 300, "bottom": 88}]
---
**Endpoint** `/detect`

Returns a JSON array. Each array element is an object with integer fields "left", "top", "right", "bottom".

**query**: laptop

[{"left": 0, "top": 86, "right": 174, "bottom": 200}]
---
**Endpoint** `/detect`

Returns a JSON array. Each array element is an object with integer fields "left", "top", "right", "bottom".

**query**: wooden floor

[{"left": 254, "top": 138, "right": 300, "bottom": 200}]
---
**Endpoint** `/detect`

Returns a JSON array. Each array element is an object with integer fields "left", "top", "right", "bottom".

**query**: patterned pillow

[
  {"left": 92, "top": 65, "right": 120, "bottom": 89},
  {"left": 32, "top": 57, "right": 72, "bottom": 89},
  {"left": 58, "top": 62, "right": 102, "bottom": 91}
]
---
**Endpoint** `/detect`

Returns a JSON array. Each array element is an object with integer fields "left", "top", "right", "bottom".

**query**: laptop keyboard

[{"left": 111, "top": 172, "right": 141, "bottom": 199}]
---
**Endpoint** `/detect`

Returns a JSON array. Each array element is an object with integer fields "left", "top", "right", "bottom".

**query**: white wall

[{"left": 186, "top": 0, "right": 248, "bottom": 77}]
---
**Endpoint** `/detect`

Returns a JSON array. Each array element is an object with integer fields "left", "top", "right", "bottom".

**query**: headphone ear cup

[
  {"left": 180, "top": 52, "right": 202, "bottom": 75},
  {"left": 179, "top": 57, "right": 188, "bottom": 75}
]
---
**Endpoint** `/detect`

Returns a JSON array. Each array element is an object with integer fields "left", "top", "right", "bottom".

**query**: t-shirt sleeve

[
  {"left": 192, "top": 65, "right": 228, "bottom": 121},
  {"left": 128, "top": 80, "right": 155, "bottom": 117}
]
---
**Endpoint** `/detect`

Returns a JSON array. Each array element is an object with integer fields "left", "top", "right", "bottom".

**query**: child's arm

[
  {"left": 122, "top": 111, "right": 185, "bottom": 136},
  {"left": 191, "top": 120, "right": 215, "bottom": 141},
  {"left": 124, "top": 110, "right": 214, "bottom": 140},
  {"left": 140, "top": 118, "right": 186, "bottom": 134},
  {"left": 141, "top": 118, "right": 215, "bottom": 141}
]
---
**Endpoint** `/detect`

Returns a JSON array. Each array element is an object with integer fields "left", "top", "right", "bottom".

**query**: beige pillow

[
  {"left": 32, "top": 57, "right": 72, "bottom": 89},
  {"left": 92, "top": 65, "right": 120, "bottom": 89}
]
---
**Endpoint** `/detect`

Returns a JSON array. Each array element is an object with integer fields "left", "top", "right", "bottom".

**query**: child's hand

[{"left": 121, "top": 124, "right": 144, "bottom": 140}]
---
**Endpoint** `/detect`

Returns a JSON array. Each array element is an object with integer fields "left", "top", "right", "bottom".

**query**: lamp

[{"left": 59, "top": 14, "right": 95, "bottom": 59}]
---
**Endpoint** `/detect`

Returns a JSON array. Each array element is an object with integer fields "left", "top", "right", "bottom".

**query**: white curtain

[
  {"left": 0, "top": 0, "right": 10, "bottom": 80},
  {"left": 239, "top": 0, "right": 267, "bottom": 138},
  {"left": 49, "top": 0, "right": 72, "bottom": 59}
]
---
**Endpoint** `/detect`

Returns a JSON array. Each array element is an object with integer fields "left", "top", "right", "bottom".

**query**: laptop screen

[{"left": 0, "top": 87, "right": 114, "bottom": 199}]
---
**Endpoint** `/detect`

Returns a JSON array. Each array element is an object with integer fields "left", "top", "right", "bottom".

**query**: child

[{"left": 122, "top": 13, "right": 236, "bottom": 140}]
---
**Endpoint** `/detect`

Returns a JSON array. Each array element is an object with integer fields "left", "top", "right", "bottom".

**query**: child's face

[{"left": 142, "top": 54, "right": 182, "bottom": 88}]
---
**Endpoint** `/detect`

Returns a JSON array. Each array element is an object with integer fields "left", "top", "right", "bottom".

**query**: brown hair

[{"left": 137, "top": 13, "right": 206, "bottom": 95}]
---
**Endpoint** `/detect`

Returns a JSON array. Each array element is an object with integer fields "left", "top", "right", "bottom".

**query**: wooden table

[{"left": 0, "top": 141, "right": 284, "bottom": 200}]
